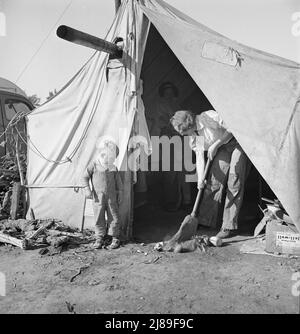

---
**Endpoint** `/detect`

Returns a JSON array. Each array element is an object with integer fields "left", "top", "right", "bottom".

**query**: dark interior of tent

[{"left": 133, "top": 24, "right": 275, "bottom": 242}]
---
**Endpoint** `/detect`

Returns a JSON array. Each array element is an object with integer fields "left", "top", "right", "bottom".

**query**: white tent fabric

[
  {"left": 27, "top": 0, "right": 300, "bottom": 236},
  {"left": 27, "top": 1, "right": 151, "bottom": 236}
]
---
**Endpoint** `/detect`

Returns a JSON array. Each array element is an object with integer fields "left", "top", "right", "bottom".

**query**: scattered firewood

[
  {"left": 46, "top": 235, "right": 70, "bottom": 248},
  {"left": 46, "top": 230, "right": 82, "bottom": 238},
  {"left": 26, "top": 220, "right": 55, "bottom": 240},
  {"left": 0, "top": 232, "right": 29, "bottom": 249},
  {"left": 0, "top": 150, "right": 27, "bottom": 219},
  {"left": 0, "top": 218, "right": 93, "bottom": 252}
]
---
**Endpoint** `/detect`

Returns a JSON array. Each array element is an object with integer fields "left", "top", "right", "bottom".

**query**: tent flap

[
  {"left": 141, "top": 3, "right": 300, "bottom": 232},
  {"left": 27, "top": 0, "right": 150, "bottom": 237}
]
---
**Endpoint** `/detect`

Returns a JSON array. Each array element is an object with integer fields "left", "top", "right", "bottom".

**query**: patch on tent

[{"left": 201, "top": 41, "right": 244, "bottom": 67}]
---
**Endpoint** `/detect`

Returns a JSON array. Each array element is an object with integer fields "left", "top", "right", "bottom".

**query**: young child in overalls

[{"left": 83, "top": 140, "right": 123, "bottom": 249}]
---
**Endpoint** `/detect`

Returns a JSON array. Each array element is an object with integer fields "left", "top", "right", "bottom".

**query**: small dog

[{"left": 154, "top": 235, "right": 210, "bottom": 253}]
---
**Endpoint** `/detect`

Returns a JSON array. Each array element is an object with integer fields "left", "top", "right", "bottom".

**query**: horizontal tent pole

[{"left": 56, "top": 25, "right": 123, "bottom": 58}]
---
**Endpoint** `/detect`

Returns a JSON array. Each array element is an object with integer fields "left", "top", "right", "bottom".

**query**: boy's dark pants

[
  {"left": 198, "top": 139, "right": 248, "bottom": 230},
  {"left": 93, "top": 193, "right": 120, "bottom": 239}
]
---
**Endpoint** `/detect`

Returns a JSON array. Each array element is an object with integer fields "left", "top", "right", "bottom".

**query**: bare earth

[{"left": 0, "top": 211, "right": 299, "bottom": 314}]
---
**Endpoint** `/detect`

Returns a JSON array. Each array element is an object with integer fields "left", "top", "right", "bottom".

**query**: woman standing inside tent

[
  {"left": 149, "top": 82, "right": 180, "bottom": 137},
  {"left": 148, "top": 82, "right": 191, "bottom": 211},
  {"left": 170, "top": 109, "right": 249, "bottom": 239}
]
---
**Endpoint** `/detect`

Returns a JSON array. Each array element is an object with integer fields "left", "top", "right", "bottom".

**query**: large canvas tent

[{"left": 26, "top": 0, "right": 300, "bottom": 239}]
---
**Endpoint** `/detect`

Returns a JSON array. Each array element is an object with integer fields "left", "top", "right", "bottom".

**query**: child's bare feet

[
  {"left": 108, "top": 237, "right": 120, "bottom": 249},
  {"left": 93, "top": 236, "right": 105, "bottom": 249}
]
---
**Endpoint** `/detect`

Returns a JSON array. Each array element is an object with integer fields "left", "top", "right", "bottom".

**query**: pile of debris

[
  {"left": 0, "top": 218, "right": 94, "bottom": 253},
  {"left": 0, "top": 152, "right": 27, "bottom": 220}
]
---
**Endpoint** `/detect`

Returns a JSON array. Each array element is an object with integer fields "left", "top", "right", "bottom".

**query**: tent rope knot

[
  {"left": 128, "top": 32, "right": 134, "bottom": 40},
  {"left": 228, "top": 47, "right": 244, "bottom": 67}
]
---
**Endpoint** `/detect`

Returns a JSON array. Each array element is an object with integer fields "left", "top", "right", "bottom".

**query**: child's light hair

[
  {"left": 170, "top": 110, "right": 196, "bottom": 133},
  {"left": 96, "top": 137, "right": 119, "bottom": 157}
]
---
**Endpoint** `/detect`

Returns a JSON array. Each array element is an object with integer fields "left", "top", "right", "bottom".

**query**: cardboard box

[{"left": 265, "top": 219, "right": 300, "bottom": 255}]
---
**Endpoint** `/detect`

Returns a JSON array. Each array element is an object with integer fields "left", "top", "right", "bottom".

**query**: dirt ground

[{"left": 0, "top": 203, "right": 299, "bottom": 314}]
